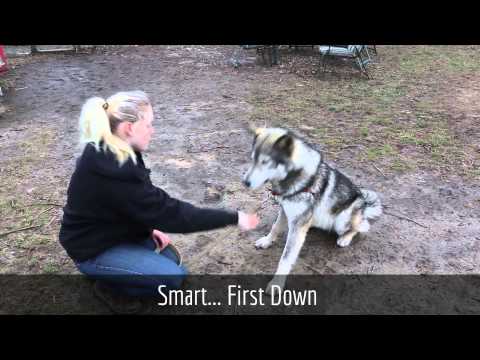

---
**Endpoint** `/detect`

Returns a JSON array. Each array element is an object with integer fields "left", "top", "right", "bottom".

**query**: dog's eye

[{"left": 261, "top": 159, "right": 269, "bottom": 165}]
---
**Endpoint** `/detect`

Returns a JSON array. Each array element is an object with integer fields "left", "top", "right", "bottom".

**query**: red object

[{"left": 0, "top": 46, "right": 8, "bottom": 73}]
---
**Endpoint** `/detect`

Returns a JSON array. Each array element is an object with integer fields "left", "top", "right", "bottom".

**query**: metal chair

[
  {"left": 289, "top": 45, "right": 315, "bottom": 52},
  {"left": 241, "top": 45, "right": 279, "bottom": 66},
  {"left": 318, "top": 45, "right": 372, "bottom": 78},
  {"left": 367, "top": 45, "right": 377, "bottom": 56}
]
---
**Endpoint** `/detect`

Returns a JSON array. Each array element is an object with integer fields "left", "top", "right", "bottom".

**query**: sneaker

[{"left": 93, "top": 281, "right": 146, "bottom": 315}]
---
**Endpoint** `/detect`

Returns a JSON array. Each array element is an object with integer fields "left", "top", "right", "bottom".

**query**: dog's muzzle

[{"left": 243, "top": 169, "right": 252, "bottom": 188}]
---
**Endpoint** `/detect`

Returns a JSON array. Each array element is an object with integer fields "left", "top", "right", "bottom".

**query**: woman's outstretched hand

[
  {"left": 152, "top": 229, "right": 172, "bottom": 251},
  {"left": 238, "top": 211, "right": 260, "bottom": 231}
]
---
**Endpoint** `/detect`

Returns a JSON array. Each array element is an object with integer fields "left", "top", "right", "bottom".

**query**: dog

[{"left": 243, "top": 127, "right": 382, "bottom": 293}]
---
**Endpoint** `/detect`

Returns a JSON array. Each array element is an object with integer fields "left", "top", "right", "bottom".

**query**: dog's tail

[{"left": 360, "top": 189, "right": 383, "bottom": 221}]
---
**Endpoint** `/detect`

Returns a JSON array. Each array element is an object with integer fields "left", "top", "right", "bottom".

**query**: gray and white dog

[{"left": 243, "top": 127, "right": 382, "bottom": 293}]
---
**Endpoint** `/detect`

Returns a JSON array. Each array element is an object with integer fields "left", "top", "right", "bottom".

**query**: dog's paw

[
  {"left": 255, "top": 236, "right": 273, "bottom": 249},
  {"left": 337, "top": 237, "right": 352, "bottom": 248}
]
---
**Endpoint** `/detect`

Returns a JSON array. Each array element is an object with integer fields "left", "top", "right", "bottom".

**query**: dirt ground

[{"left": 0, "top": 45, "right": 479, "bottom": 282}]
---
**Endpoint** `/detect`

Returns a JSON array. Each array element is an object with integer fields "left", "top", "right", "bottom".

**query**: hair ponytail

[{"left": 78, "top": 97, "right": 137, "bottom": 165}]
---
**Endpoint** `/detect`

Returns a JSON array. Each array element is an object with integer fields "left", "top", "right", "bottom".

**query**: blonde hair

[{"left": 78, "top": 90, "right": 151, "bottom": 165}]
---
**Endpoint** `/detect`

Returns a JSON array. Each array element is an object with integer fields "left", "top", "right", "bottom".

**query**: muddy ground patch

[{"left": 0, "top": 45, "right": 479, "bottom": 313}]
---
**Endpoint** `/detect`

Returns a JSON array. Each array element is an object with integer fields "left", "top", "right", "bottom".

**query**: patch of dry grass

[
  {"left": 0, "top": 126, "right": 70, "bottom": 274},
  {"left": 247, "top": 46, "right": 480, "bottom": 179}
]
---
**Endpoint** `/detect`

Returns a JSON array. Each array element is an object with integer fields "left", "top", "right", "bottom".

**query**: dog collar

[
  {"left": 269, "top": 187, "right": 312, "bottom": 197},
  {"left": 269, "top": 161, "right": 323, "bottom": 198}
]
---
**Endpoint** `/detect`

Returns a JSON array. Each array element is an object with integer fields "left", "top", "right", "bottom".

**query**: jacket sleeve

[{"left": 117, "top": 181, "right": 239, "bottom": 234}]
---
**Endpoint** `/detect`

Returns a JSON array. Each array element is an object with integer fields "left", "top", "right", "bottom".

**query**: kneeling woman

[{"left": 59, "top": 90, "right": 259, "bottom": 311}]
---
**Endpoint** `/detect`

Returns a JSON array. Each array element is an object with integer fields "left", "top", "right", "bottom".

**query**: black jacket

[{"left": 59, "top": 142, "right": 238, "bottom": 262}]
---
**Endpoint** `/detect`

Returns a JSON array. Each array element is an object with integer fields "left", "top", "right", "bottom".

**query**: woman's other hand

[{"left": 152, "top": 229, "right": 172, "bottom": 251}]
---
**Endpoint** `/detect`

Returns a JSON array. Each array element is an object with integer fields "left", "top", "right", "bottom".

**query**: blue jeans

[{"left": 75, "top": 238, "right": 188, "bottom": 297}]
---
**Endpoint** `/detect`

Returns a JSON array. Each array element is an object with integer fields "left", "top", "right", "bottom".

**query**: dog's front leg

[
  {"left": 255, "top": 208, "right": 287, "bottom": 249},
  {"left": 266, "top": 215, "right": 313, "bottom": 295}
]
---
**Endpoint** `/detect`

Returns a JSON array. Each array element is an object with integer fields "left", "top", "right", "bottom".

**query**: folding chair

[
  {"left": 318, "top": 45, "right": 372, "bottom": 78},
  {"left": 288, "top": 45, "right": 315, "bottom": 52},
  {"left": 241, "top": 45, "right": 279, "bottom": 66},
  {"left": 367, "top": 45, "right": 377, "bottom": 56}
]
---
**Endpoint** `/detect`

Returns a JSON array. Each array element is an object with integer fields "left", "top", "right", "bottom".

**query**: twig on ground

[
  {"left": 33, "top": 206, "right": 56, "bottom": 221},
  {"left": 322, "top": 150, "right": 338, "bottom": 156},
  {"left": 22, "top": 203, "right": 63, "bottom": 208},
  {"left": 384, "top": 210, "right": 428, "bottom": 228},
  {"left": 0, "top": 213, "right": 59, "bottom": 239},
  {"left": 341, "top": 144, "right": 362, "bottom": 150},
  {"left": 44, "top": 215, "right": 57, "bottom": 228},
  {"left": 373, "top": 164, "right": 387, "bottom": 178},
  {"left": 300, "top": 260, "right": 323, "bottom": 274},
  {"left": 6, "top": 205, "right": 57, "bottom": 223},
  {"left": 187, "top": 145, "right": 232, "bottom": 153},
  {"left": 217, "top": 259, "right": 233, "bottom": 265},
  {"left": 0, "top": 224, "right": 43, "bottom": 238}
]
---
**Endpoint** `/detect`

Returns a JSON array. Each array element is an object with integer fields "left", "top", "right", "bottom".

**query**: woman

[{"left": 59, "top": 90, "right": 259, "bottom": 313}]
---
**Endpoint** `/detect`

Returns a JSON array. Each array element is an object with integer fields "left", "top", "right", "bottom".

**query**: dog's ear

[
  {"left": 247, "top": 124, "right": 267, "bottom": 139},
  {"left": 246, "top": 122, "right": 264, "bottom": 136},
  {"left": 246, "top": 122, "right": 256, "bottom": 135},
  {"left": 273, "top": 134, "right": 294, "bottom": 156},
  {"left": 255, "top": 127, "right": 266, "bottom": 137}
]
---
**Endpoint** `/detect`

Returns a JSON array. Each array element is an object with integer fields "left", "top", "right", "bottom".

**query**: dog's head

[{"left": 243, "top": 127, "right": 296, "bottom": 189}]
